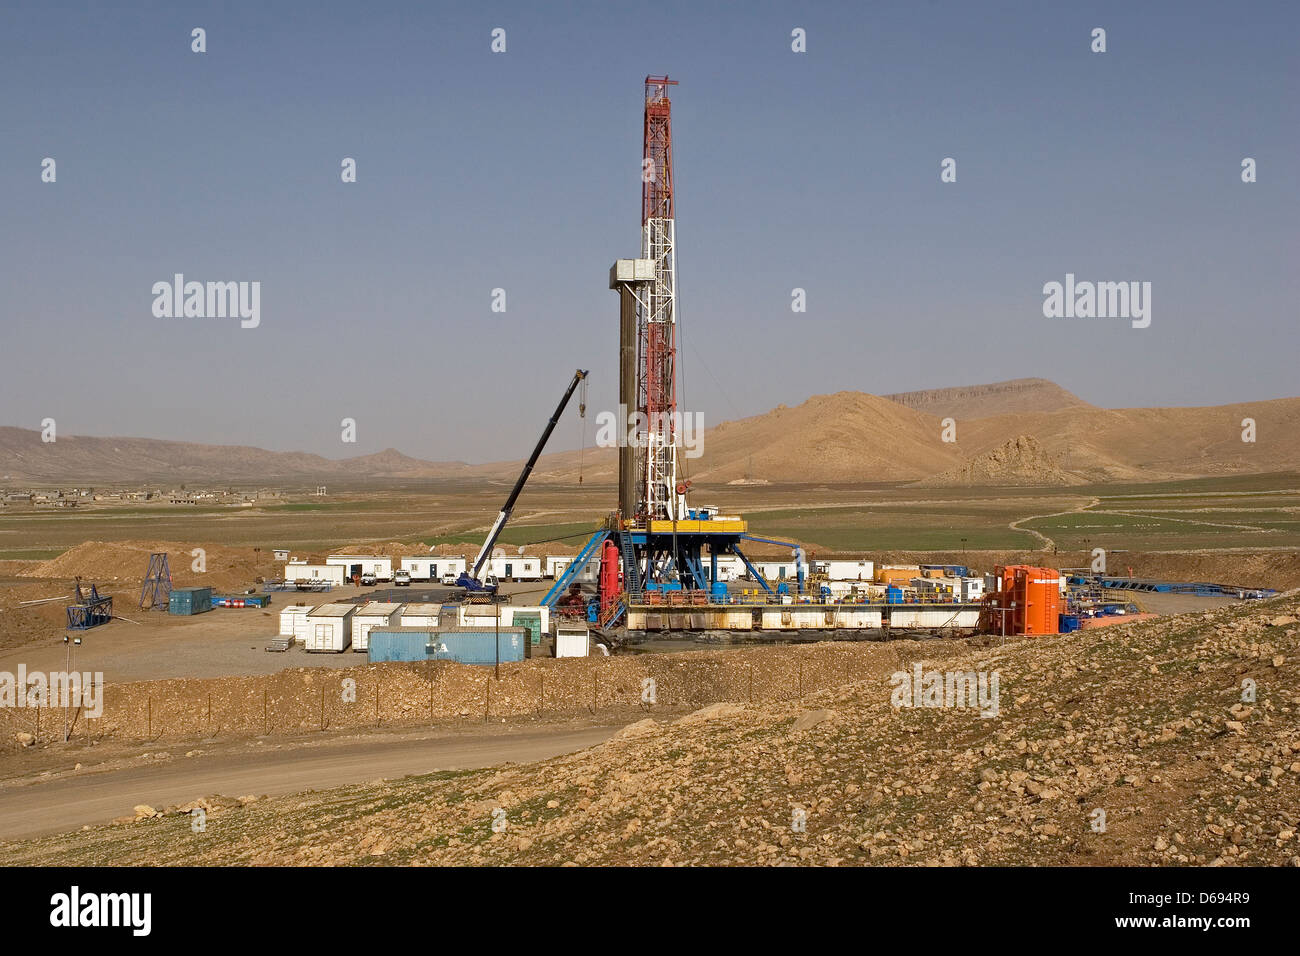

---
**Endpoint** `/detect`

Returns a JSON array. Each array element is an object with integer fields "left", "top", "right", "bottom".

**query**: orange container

[{"left": 990, "top": 565, "right": 1060, "bottom": 636}]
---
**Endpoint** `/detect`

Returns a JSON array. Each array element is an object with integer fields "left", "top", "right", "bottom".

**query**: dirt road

[{"left": 0, "top": 723, "right": 620, "bottom": 841}]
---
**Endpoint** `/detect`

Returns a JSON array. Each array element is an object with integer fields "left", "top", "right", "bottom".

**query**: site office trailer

[
  {"left": 824, "top": 560, "right": 875, "bottom": 582},
  {"left": 283, "top": 562, "right": 346, "bottom": 586},
  {"left": 304, "top": 603, "right": 356, "bottom": 652},
  {"left": 709, "top": 554, "right": 744, "bottom": 582},
  {"left": 546, "top": 556, "right": 599, "bottom": 584},
  {"left": 399, "top": 556, "right": 467, "bottom": 581},
  {"left": 482, "top": 556, "right": 543, "bottom": 582},
  {"left": 326, "top": 555, "right": 393, "bottom": 581},
  {"left": 351, "top": 602, "right": 403, "bottom": 652},
  {"left": 753, "top": 561, "right": 797, "bottom": 582}
]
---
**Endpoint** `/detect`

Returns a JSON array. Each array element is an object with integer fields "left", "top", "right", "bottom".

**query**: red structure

[
  {"left": 598, "top": 538, "right": 621, "bottom": 617},
  {"left": 642, "top": 75, "right": 676, "bottom": 223}
]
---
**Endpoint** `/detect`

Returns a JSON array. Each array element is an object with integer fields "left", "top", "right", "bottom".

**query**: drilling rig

[{"left": 542, "top": 77, "right": 805, "bottom": 632}]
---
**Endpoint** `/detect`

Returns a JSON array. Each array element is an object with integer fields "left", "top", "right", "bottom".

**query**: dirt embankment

[{"left": 0, "top": 640, "right": 970, "bottom": 748}]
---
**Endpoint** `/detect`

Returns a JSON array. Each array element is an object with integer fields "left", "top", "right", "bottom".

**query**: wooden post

[{"left": 484, "top": 675, "right": 491, "bottom": 721}]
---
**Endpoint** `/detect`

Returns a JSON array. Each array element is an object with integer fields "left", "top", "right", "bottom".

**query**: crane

[{"left": 455, "top": 369, "right": 589, "bottom": 594}]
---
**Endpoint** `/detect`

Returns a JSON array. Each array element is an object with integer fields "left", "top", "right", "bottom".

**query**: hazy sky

[{"left": 2, "top": 1, "right": 1296, "bottom": 463}]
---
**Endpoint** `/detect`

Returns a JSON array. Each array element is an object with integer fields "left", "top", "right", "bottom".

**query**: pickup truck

[
  {"left": 394, "top": 570, "right": 412, "bottom": 586},
  {"left": 360, "top": 572, "right": 377, "bottom": 587},
  {"left": 440, "top": 572, "right": 459, "bottom": 586}
]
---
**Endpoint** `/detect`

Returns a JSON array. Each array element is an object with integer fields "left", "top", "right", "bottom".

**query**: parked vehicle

[
  {"left": 441, "top": 572, "right": 458, "bottom": 586},
  {"left": 360, "top": 572, "right": 377, "bottom": 586},
  {"left": 394, "top": 569, "right": 412, "bottom": 586}
]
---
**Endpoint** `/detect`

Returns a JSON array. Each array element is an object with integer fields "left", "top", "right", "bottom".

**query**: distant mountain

[
  {"left": 3, "top": 380, "right": 1298, "bottom": 486},
  {"left": 0, "top": 428, "right": 473, "bottom": 483}
]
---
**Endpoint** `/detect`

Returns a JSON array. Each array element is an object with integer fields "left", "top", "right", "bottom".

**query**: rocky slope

[{"left": 6, "top": 592, "right": 1297, "bottom": 866}]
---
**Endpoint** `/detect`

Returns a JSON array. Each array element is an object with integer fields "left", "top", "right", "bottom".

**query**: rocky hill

[{"left": 919, "top": 435, "right": 1087, "bottom": 486}]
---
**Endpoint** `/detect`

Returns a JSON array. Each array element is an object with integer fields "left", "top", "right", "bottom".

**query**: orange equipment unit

[{"left": 987, "top": 565, "right": 1061, "bottom": 636}]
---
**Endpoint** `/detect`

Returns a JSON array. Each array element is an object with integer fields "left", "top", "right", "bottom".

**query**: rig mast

[{"left": 638, "top": 75, "right": 683, "bottom": 522}]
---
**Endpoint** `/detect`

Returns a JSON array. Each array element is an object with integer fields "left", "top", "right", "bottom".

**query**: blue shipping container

[
  {"left": 169, "top": 586, "right": 213, "bottom": 615},
  {"left": 368, "top": 628, "right": 529, "bottom": 665}
]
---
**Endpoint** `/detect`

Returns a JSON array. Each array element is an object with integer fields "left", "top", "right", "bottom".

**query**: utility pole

[{"left": 62, "top": 633, "right": 81, "bottom": 742}]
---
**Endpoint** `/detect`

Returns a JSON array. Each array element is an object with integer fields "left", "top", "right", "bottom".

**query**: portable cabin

[
  {"left": 351, "top": 602, "right": 402, "bottom": 652},
  {"left": 303, "top": 603, "right": 356, "bottom": 652}
]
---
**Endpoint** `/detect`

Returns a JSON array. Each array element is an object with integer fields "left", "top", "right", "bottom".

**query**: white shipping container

[
  {"left": 326, "top": 555, "right": 393, "bottom": 581},
  {"left": 304, "top": 603, "right": 355, "bottom": 652},
  {"left": 351, "top": 602, "right": 403, "bottom": 652}
]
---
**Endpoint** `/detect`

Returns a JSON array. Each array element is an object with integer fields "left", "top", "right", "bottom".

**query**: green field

[{"left": 1, "top": 474, "right": 1296, "bottom": 559}]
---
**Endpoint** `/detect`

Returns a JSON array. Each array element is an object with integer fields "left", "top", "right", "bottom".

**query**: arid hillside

[
  {"left": 0, "top": 428, "right": 475, "bottom": 483},
  {"left": 6, "top": 592, "right": 1297, "bottom": 866}
]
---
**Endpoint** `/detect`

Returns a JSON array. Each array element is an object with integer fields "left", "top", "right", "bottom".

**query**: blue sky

[{"left": 2, "top": 0, "right": 1296, "bottom": 462}]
